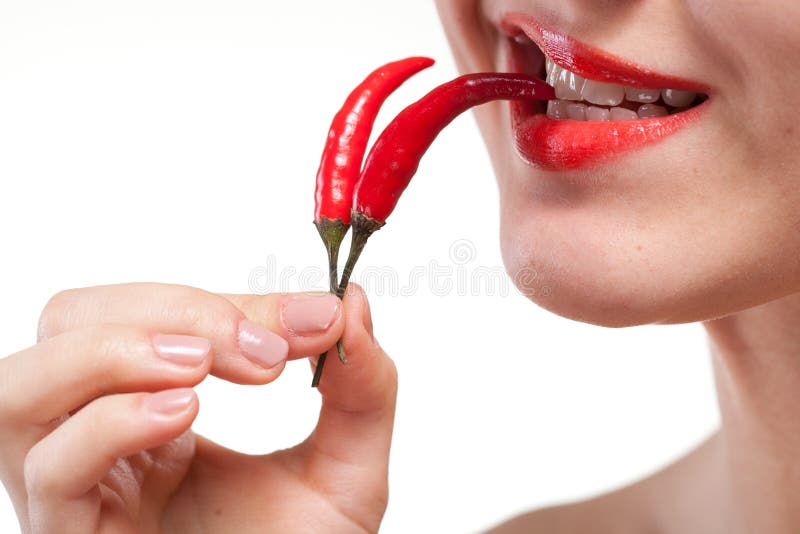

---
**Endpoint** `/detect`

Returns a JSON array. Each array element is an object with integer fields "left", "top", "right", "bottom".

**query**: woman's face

[{"left": 435, "top": 0, "right": 800, "bottom": 326}]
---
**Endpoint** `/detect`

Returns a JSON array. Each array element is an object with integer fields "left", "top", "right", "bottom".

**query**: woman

[
  {"left": 2, "top": 1, "right": 799, "bottom": 532},
  {"left": 436, "top": 1, "right": 800, "bottom": 533}
]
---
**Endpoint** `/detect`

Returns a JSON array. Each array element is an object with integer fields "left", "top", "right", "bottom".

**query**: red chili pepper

[
  {"left": 353, "top": 73, "right": 555, "bottom": 223},
  {"left": 314, "top": 56, "right": 435, "bottom": 226},
  {"left": 312, "top": 56, "right": 433, "bottom": 388},
  {"left": 335, "top": 73, "right": 555, "bottom": 295}
]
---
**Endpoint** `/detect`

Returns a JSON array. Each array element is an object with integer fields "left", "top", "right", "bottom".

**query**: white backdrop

[{"left": 0, "top": 1, "right": 718, "bottom": 533}]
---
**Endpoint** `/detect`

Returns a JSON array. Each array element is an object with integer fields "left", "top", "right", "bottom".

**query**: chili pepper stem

[
  {"left": 337, "top": 211, "right": 385, "bottom": 298},
  {"left": 315, "top": 213, "right": 380, "bottom": 388},
  {"left": 313, "top": 218, "right": 350, "bottom": 388},
  {"left": 315, "top": 217, "right": 349, "bottom": 289},
  {"left": 311, "top": 350, "right": 327, "bottom": 387}
]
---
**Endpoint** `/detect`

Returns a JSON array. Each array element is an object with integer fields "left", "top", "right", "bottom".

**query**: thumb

[
  {"left": 303, "top": 283, "right": 397, "bottom": 504},
  {"left": 315, "top": 283, "right": 395, "bottom": 414}
]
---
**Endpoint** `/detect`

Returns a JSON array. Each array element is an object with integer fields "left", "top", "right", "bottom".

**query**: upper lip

[{"left": 500, "top": 12, "right": 711, "bottom": 93}]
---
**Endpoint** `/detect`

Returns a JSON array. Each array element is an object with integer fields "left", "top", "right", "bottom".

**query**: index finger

[{"left": 38, "top": 283, "right": 346, "bottom": 385}]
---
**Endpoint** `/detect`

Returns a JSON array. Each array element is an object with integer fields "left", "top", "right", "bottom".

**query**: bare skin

[
  {"left": 489, "top": 299, "right": 800, "bottom": 534},
  {"left": 0, "top": 283, "right": 396, "bottom": 533},
  {"left": 434, "top": 1, "right": 800, "bottom": 533},
  {"left": 5, "top": 2, "right": 800, "bottom": 533}
]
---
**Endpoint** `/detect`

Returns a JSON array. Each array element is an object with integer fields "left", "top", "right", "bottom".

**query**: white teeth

[
  {"left": 610, "top": 107, "right": 638, "bottom": 121},
  {"left": 625, "top": 87, "right": 660, "bottom": 103},
  {"left": 546, "top": 61, "right": 559, "bottom": 87},
  {"left": 637, "top": 104, "right": 668, "bottom": 118},
  {"left": 565, "top": 102, "right": 587, "bottom": 121},
  {"left": 555, "top": 68, "right": 585, "bottom": 101},
  {"left": 586, "top": 106, "right": 611, "bottom": 121},
  {"left": 581, "top": 79, "right": 625, "bottom": 107},
  {"left": 662, "top": 89, "right": 696, "bottom": 107},
  {"left": 546, "top": 100, "right": 570, "bottom": 120},
  {"left": 541, "top": 55, "right": 701, "bottom": 121}
]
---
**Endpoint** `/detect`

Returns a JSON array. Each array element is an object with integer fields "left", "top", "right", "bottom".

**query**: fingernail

[
  {"left": 153, "top": 334, "right": 210, "bottom": 366},
  {"left": 281, "top": 293, "right": 341, "bottom": 335},
  {"left": 145, "top": 388, "right": 195, "bottom": 416},
  {"left": 238, "top": 319, "right": 288, "bottom": 368}
]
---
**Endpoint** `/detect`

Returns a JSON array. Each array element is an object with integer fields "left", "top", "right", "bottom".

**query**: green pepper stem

[
  {"left": 312, "top": 214, "right": 383, "bottom": 388},
  {"left": 337, "top": 229, "right": 368, "bottom": 297},
  {"left": 336, "top": 211, "right": 385, "bottom": 298},
  {"left": 312, "top": 218, "right": 349, "bottom": 388},
  {"left": 311, "top": 351, "right": 327, "bottom": 388}
]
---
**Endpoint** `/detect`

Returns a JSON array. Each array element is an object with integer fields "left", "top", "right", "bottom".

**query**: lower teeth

[{"left": 546, "top": 100, "right": 669, "bottom": 121}]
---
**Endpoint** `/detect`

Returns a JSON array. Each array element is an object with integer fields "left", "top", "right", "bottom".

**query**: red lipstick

[{"left": 501, "top": 13, "right": 711, "bottom": 171}]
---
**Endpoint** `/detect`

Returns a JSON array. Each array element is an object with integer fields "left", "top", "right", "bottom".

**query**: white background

[{"left": 0, "top": 1, "right": 718, "bottom": 532}]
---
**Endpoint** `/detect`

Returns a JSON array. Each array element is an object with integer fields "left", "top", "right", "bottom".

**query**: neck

[{"left": 704, "top": 293, "right": 800, "bottom": 533}]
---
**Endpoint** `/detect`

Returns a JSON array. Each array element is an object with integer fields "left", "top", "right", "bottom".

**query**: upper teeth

[{"left": 545, "top": 57, "right": 697, "bottom": 121}]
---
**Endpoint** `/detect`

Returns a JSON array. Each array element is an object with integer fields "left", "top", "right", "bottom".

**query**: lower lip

[
  {"left": 512, "top": 105, "right": 706, "bottom": 171},
  {"left": 506, "top": 44, "right": 708, "bottom": 171}
]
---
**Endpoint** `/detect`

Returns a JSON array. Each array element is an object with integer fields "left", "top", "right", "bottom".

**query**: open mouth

[
  {"left": 542, "top": 54, "right": 707, "bottom": 121},
  {"left": 498, "top": 13, "right": 711, "bottom": 170}
]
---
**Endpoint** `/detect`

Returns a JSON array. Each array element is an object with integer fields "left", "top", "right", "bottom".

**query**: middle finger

[{"left": 0, "top": 324, "right": 212, "bottom": 427}]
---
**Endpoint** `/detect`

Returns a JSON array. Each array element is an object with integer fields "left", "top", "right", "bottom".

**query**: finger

[
  {"left": 24, "top": 389, "right": 198, "bottom": 534},
  {"left": 222, "top": 291, "right": 345, "bottom": 361},
  {"left": 315, "top": 284, "right": 393, "bottom": 414},
  {"left": 0, "top": 325, "right": 211, "bottom": 427},
  {"left": 302, "top": 284, "right": 397, "bottom": 504},
  {"left": 37, "top": 283, "right": 344, "bottom": 384}
]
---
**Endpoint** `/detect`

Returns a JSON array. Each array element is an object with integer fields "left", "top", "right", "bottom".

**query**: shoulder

[
  {"left": 484, "top": 433, "right": 721, "bottom": 534},
  {"left": 484, "top": 493, "right": 649, "bottom": 534}
]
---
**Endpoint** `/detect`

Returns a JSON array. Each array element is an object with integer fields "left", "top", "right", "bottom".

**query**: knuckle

[
  {"left": 384, "top": 354, "right": 398, "bottom": 383},
  {"left": 0, "top": 358, "right": 15, "bottom": 425},
  {"left": 384, "top": 357, "right": 399, "bottom": 399},
  {"left": 88, "top": 327, "right": 128, "bottom": 380},
  {"left": 0, "top": 352, "right": 38, "bottom": 426},
  {"left": 171, "top": 288, "right": 207, "bottom": 328},
  {"left": 172, "top": 288, "right": 240, "bottom": 340},
  {"left": 81, "top": 325, "right": 147, "bottom": 387},
  {"left": 23, "top": 446, "right": 53, "bottom": 496},
  {"left": 37, "top": 288, "right": 79, "bottom": 341},
  {"left": 81, "top": 402, "right": 106, "bottom": 438}
]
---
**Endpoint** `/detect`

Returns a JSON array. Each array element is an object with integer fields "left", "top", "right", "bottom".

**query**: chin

[
  {"left": 499, "top": 210, "right": 666, "bottom": 328},
  {"left": 498, "top": 194, "right": 800, "bottom": 329}
]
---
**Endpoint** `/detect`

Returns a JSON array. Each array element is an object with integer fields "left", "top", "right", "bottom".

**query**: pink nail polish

[
  {"left": 281, "top": 293, "right": 341, "bottom": 335},
  {"left": 145, "top": 388, "right": 195, "bottom": 416},
  {"left": 238, "top": 319, "right": 288, "bottom": 368},
  {"left": 153, "top": 334, "right": 211, "bottom": 366}
]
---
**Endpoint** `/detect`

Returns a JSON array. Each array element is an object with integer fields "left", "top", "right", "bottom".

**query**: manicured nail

[
  {"left": 145, "top": 388, "right": 195, "bottom": 416},
  {"left": 238, "top": 319, "right": 289, "bottom": 368},
  {"left": 153, "top": 334, "right": 211, "bottom": 366},
  {"left": 281, "top": 293, "right": 341, "bottom": 335}
]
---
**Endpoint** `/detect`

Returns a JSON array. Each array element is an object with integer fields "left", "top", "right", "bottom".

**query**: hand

[{"left": 0, "top": 282, "right": 396, "bottom": 533}]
